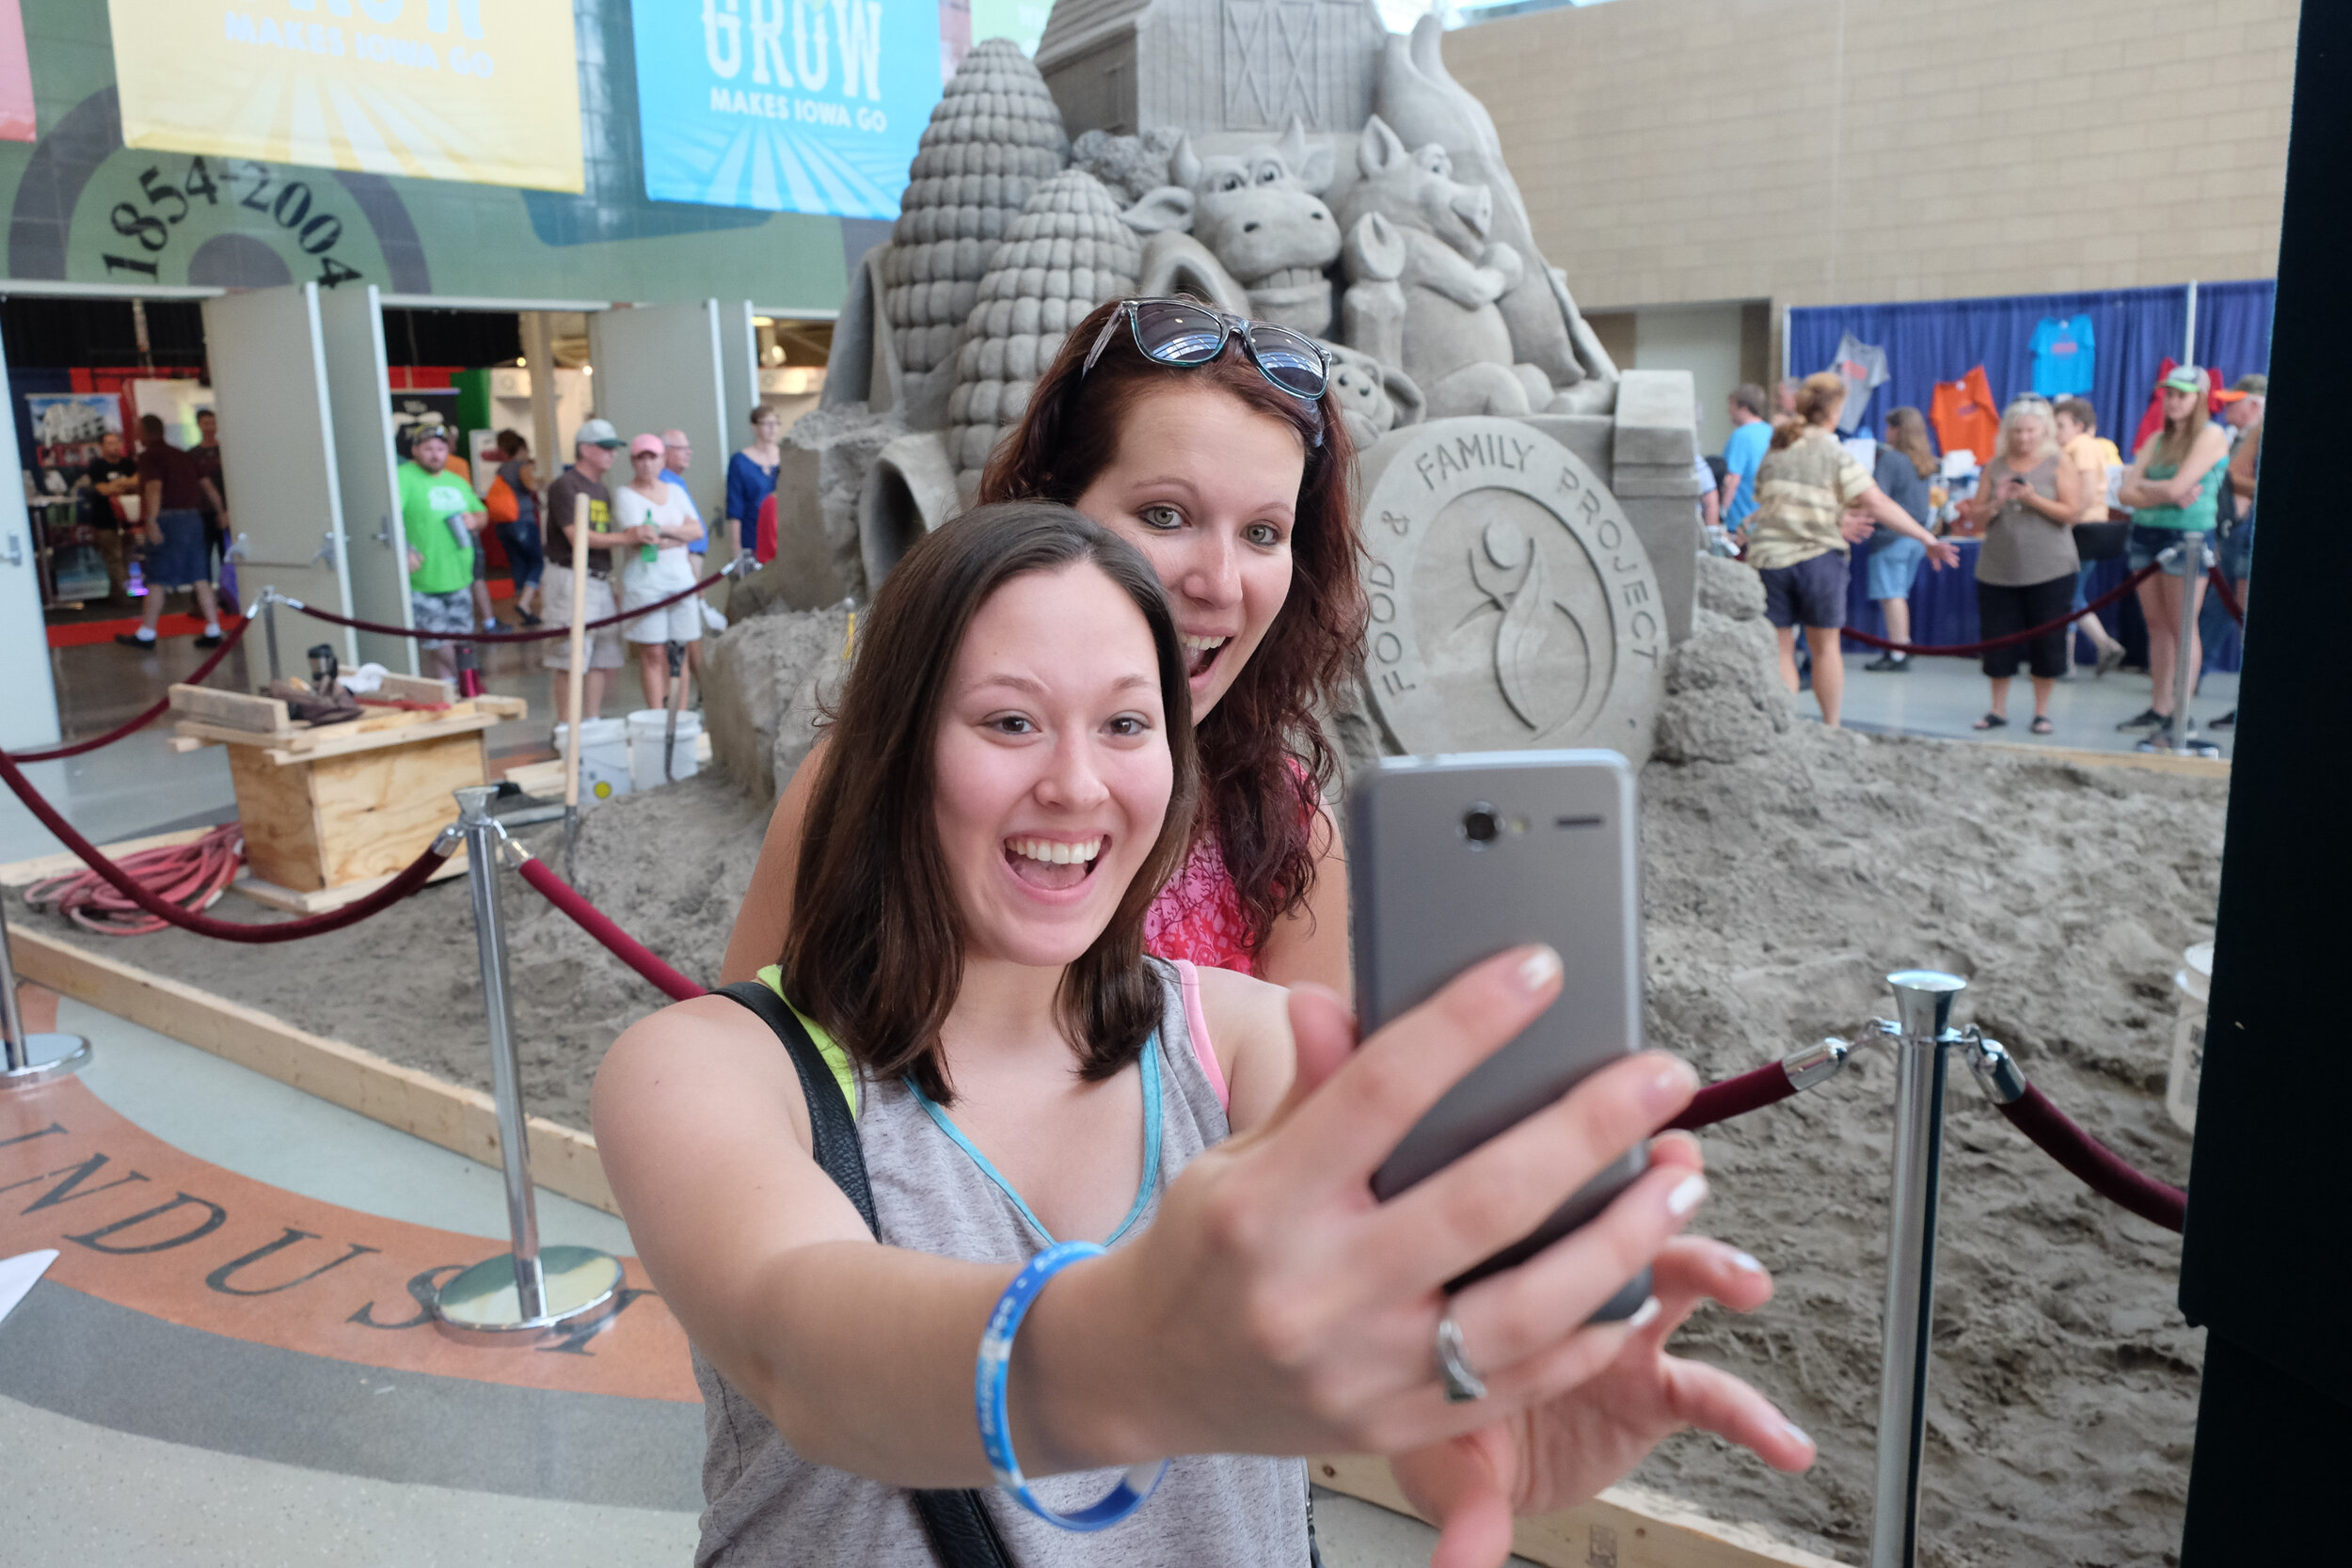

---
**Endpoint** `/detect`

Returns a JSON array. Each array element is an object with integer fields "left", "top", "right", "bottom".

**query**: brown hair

[
  {"left": 977, "top": 299, "right": 1366, "bottom": 958},
  {"left": 2150, "top": 370, "right": 2208, "bottom": 472},
  {"left": 1884, "top": 407, "right": 1936, "bottom": 480},
  {"left": 781, "top": 501, "right": 1200, "bottom": 1104},
  {"left": 1770, "top": 371, "right": 1846, "bottom": 451},
  {"left": 2053, "top": 396, "right": 2097, "bottom": 433},
  {"left": 1730, "top": 382, "right": 1768, "bottom": 419}
]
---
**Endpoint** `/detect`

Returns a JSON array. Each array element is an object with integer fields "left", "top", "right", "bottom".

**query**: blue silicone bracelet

[{"left": 976, "top": 1240, "right": 1168, "bottom": 1530}]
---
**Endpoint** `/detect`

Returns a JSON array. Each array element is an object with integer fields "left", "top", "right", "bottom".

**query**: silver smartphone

[{"left": 1349, "top": 751, "right": 1651, "bottom": 1316}]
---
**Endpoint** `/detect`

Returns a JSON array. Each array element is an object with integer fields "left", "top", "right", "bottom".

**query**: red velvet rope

[
  {"left": 1998, "top": 1085, "right": 2186, "bottom": 1232},
  {"left": 0, "top": 752, "right": 449, "bottom": 942},
  {"left": 8, "top": 614, "right": 255, "bottom": 763},
  {"left": 1840, "top": 563, "right": 2160, "bottom": 657},
  {"left": 1662, "top": 1061, "right": 1796, "bottom": 1132},
  {"left": 2208, "top": 566, "right": 2246, "bottom": 626},
  {"left": 279, "top": 565, "right": 726, "bottom": 643},
  {"left": 515, "top": 858, "right": 705, "bottom": 1002}
]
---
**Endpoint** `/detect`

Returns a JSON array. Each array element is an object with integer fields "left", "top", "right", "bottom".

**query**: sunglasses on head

[{"left": 1082, "top": 298, "right": 1331, "bottom": 404}]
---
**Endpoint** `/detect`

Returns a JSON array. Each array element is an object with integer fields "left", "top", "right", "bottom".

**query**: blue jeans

[{"left": 495, "top": 519, "right": 545, "bottom": 591}]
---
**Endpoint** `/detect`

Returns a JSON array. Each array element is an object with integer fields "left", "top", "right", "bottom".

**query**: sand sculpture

[{"left": 768, "top": 2, "right": 1706, "bottom": 761}]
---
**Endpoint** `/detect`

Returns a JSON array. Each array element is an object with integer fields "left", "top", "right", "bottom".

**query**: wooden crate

[
  {"left": 170, "top": 685, "right": 524, "bottom": 899},
  {"left": 228, "top": 729, "right": 485, "bottom": 892}
]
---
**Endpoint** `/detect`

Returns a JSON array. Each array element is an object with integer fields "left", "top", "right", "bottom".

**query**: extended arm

[
  {"left": 1860, "top": 484, "right": 1961, "bottom": 567},
  {"left": 596, "top": 949, "right": 1780, "bottom": 1503}
]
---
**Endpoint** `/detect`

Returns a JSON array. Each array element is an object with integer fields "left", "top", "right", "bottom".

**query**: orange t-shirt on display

[{"left": 1931, "top": 367, "right": 2000, "bottom": 462}]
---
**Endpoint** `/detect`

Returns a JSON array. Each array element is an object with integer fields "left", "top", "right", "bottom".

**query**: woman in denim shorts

[
  {"left": 1746, "top": 373, "right": 1960, "bottom": 727},
  {"left": 2116, "top": 366, "right": 2232, "bottom": 743}
]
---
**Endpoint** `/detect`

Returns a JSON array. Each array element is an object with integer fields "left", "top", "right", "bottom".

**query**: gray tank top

[{"left": 691, "top": 958, "right": 1311, "bottom": 1566}]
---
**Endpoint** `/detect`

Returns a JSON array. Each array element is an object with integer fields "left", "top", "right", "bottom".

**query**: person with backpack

[
  {"left": 596, "top": 502, "right": 1812, "bottom": 1568},
  {"left": 485, "top": 429, "right": 545, "bottom": 626}
]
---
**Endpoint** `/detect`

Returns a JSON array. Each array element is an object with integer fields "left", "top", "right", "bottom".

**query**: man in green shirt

[{"left": 400, "top": 423, "right": 486, "bottom": 679}]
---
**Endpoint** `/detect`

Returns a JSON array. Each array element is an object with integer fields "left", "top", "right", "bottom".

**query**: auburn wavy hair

[
  {"left": 977, "top": 298, "right": 1367, "bottom": 960},
  {"left": 782, "top": 502, "right": 1200, "bottom": 1103}
]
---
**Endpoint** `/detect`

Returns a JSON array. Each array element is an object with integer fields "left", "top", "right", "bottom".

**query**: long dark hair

[
  {"left": 782, "top": 502, "right": 1200, "bottom": 1103},
  {"left": 1885, "top": 407, "right": 1937, "bottom": 480},
  {"left": 977, "top": 299, "right": 1367, "bottom": 958}
]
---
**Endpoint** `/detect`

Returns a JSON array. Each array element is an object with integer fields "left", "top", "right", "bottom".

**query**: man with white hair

[{"left": 660, "top": 426, "right": 715, "bottom": 688}]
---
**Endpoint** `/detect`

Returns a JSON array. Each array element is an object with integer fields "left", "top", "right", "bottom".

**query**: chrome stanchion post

[
  {"left": 260, "top": 586, "right": 283, "bottom": 686},
  {"left": 1870, "top": 969, "right": 1967, "bottom": 1568},
  {"left": 431, "top": 785, "right": 622, "bottom": 1340},
  {"left": 2168, "top": 532, "right": 2219, "bottom": 758},
  {"left": 0, "top": 897, "right": 91, "bottom": 1088}
]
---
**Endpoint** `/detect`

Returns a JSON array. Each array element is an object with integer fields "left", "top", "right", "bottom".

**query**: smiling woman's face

[
  {"left": 1073, "top": 383, "right": 1306, "bottom": 722},
  {"left": 931, "top": 563, "right": 1172, "bottom": 971}
]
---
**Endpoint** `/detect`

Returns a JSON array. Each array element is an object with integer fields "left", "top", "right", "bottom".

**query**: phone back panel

[{"left": 1349, "top": 751, "right": 1647, "bottom": 1291}]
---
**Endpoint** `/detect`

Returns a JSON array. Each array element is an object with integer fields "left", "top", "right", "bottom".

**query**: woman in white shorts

[{"left": 614, "top": 433, "right": 707, "bottom": 711}]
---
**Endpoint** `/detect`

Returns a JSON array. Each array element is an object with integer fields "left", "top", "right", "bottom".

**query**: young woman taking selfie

[
  {"left": 596, "top": 503, "right": 1812, "bottom": 1567},
  {"left": 720, "top": 297, "right": 1366, "bottom": 991}
]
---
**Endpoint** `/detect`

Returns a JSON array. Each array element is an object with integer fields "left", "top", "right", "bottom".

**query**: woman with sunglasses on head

[
  {"left": 603, "top": 501, "right": 1811, "bottom": 1568},
  {"left": 722, "top": 298, "right": 1365, "bottom": 991}
]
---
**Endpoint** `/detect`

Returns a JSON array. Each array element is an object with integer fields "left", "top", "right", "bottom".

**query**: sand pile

[{"left": 13, "top": 556, "right": 2222, "bottom": 1565}]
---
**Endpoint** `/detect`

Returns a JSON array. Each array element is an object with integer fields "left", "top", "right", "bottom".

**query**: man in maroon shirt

[{"left": 117, "top": 414, "right": 227, "bottom": 650}]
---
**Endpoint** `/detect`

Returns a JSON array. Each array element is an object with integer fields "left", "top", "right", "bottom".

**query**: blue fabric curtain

[
  {"left": 1787, "top": 280, "right": 2272, "bottom": 451},
  {"left": 2193, "top": 279, "right": 2278, "bottom": 394}
]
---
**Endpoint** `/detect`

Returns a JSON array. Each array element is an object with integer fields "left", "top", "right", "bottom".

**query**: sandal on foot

[
  {"left": 1973, "top": 712, "right": 2009, "bottom": 730},
  {"left": 2029, "top": 716, "right": 2055, "bottom": 735}
]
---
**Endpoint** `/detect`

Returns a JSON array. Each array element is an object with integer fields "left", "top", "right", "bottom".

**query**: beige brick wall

[{"left": 1443, "top": 0, "right": 2296, "bottom": 312}]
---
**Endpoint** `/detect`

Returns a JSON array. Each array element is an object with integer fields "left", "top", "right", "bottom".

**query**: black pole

[{"left": 2177, "top": 3, "right": 2352, "bottom": 1554}]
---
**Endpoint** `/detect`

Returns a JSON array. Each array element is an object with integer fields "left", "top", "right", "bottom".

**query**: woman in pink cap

[{"left": 615, "top": 432, "right": 706, "bottom": 712}]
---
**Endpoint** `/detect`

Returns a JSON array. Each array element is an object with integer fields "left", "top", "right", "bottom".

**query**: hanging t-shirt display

[
  {"left": 1930, "top": 366, "right": 2001, "bottom": 463},
  {"left": 1832, "top": 333, "right": 1890, "bottom": 433},
  {"left": 2029, "top": 314, "right": 2096, "bottom": 397}
]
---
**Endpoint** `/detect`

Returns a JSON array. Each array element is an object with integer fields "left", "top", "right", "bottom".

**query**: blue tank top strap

[{"left": 905, "top": 1038, "right": 1165, "bottom": 1249}]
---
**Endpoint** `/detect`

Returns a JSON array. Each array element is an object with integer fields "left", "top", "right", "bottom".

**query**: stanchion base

[
  {"left": 431, "top": 1245, "right": 623, "bottom": 1343},
  {"left": 1, "top": 1034, "right": 92, "bottom": 1089}
]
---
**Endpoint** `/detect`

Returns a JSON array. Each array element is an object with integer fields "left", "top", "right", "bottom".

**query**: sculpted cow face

[
  {"left": 1121, "top": 119, "right": 1343, "bottom": 312},
  {"left": 1347, "top": 116, "right": 1494, "bottom": 261}
]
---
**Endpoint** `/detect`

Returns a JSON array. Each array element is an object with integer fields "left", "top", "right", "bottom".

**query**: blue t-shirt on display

[
  {"left": 2030, "top": 314, "right": 2095, "bottom": 397},
  {"left": 1723, "top": 420, "right": 1771, "bottom": 530}
]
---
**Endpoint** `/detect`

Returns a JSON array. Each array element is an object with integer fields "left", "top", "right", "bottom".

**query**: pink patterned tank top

[{"left": 1144, "top": 835, "right": 1257, "bottom": 976}]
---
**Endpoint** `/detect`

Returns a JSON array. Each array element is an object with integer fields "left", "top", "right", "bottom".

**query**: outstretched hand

[
  {"left": 1386, "top": 1173, "right": 1816, "bottom": 1567},
  {"left": 1267, "top": 992, "right": 1815, "bottom": 1568}
]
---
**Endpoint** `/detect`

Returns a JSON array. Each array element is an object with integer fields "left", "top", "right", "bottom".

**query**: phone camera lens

[{"left": 1462, "top": 804, "right": 1501, "bottom": 846}]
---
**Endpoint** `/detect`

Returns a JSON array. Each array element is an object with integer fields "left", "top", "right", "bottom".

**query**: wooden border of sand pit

[
  {"left": 4, "top": 931, "right": 1851, "bottom": 1568},
  {"left": 5, "top": 923, "right": 617, "bottom": 1216},
  {"left": 1310, "top": 1455, "right": 1845, "bottom": 1568}
]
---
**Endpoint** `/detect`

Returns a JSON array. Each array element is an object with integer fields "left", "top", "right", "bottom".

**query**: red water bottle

[{"left": 455, "top": 641, "right": 484, "bottom": 699}]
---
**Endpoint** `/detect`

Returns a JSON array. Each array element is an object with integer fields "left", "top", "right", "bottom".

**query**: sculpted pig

[
  {"left": 1320, "top": 342, "right": 1425, "bottom": 451},
  {"left": 1337, "top": 116, "right": 1556, "bottom": 420},
  {"left": 1120, "top": 119, "right": 1342, "bottom": 336}
]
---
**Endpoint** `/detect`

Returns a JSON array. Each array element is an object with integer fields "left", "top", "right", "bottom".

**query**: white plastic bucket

[
  {"left": 553, "top": 718, "right": 631, "bottom": 803},
  {"left": 627, "top": 708, "right": 703, "bottom": 791},
  {"left": 2168, "top": 942, "right": 2214, "bottom": 1133}
]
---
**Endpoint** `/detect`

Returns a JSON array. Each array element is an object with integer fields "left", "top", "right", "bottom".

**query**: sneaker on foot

[
  {"left": 2209, "top": 708, "right": 2236, "bottom": 730},
  {"left": 194, "top": 632, "right": 223, "bottom": 650},
  {"left": 1863, "top": 653, "right": 1908, "bottom": 673},
  {"left": 114, "top": 631, "right": 158, "bottom": 649},
  {"left": 2094, "top": 644, "right": 2126, "bottom": 677},
  {"left": 2116, "top": 707, "right": 2165, "bottom": 731}
]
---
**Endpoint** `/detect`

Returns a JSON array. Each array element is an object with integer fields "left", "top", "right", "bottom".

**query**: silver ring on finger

[{"left": 1435, "top": 1313, "right": 1486, "bottom": 1403}]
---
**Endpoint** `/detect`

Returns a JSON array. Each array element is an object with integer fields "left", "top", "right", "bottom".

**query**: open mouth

[
  {"left": 1183, "top": 633, "right": 1229, "bottom": 682},
  {"left": 1005, "top": 835, "right": 1105, "bottom": 892}
]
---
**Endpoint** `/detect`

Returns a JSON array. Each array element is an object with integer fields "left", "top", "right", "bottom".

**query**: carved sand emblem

[
  {"left": 1461, "top": 516, "right": 1591, "bottom": 732},
  {"left": 1356, "top": 417, "right": 1663, "bottom": 765}
]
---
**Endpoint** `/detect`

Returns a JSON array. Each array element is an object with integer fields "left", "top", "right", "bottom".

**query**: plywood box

[{"left": 177, "top": 696, "right": 521, "bottom": 898}]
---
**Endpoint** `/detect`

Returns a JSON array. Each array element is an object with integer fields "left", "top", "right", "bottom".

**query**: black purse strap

[{"left": 714, "top": 983, "right": 1018, "bottom": 1568}]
